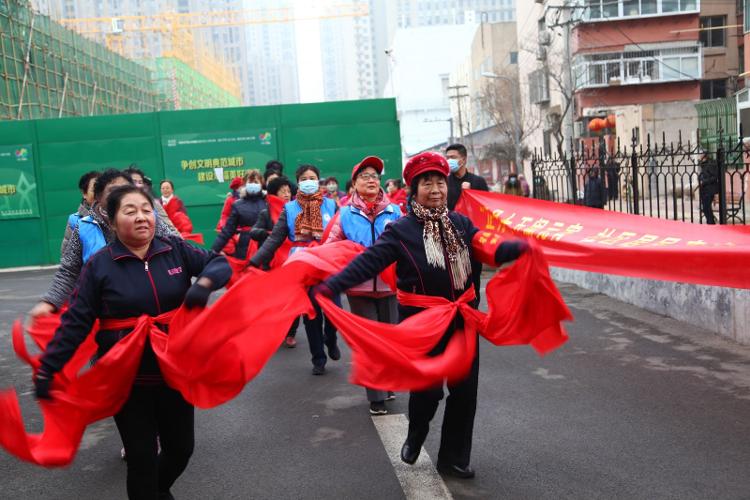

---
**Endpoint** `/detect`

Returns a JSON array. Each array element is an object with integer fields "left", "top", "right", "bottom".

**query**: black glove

[
  {"left": 312, "top": 282, "right": 335, "bottom": 300},
  {"left": 34, "top": 370, "right": 52, "bottom": 400},
  {"left": 183, "top": 283, "right": 212, "bottom": 309},
  {"left": 495, "top": 240, "right": 530, "bottom": 266}
]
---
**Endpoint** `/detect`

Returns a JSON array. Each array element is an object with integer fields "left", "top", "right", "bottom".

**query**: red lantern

[
  {"left": 588, "top": 119, "right": 601, "bottom": 132},
  {"left": 606, "top": 114, "right": 616, "bottom": 128}
]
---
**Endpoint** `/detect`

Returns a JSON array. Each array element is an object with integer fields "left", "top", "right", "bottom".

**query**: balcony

[
  {"left": 577, "top": 0, "right": 699, "bottom": 23},
  {"left": 574, "top": 45, "right": 701, "bottom": 89}
]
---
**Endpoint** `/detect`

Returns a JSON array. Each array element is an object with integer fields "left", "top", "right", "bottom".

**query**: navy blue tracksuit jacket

[{"left": 40, "top": 235, "right": 231, "bottom": 382}]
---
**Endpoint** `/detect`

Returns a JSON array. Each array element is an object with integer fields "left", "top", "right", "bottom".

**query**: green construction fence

[{"left": 0, "top": 98, "right": 401, "bottom": 268}]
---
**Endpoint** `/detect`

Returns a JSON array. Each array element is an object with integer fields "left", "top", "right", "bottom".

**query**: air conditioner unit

[
  {"left": 536, "top": 47, "right": 547, "bottom": 61},
  {"left": 538, "top": 31, "right": 552, "bottom": 46}
]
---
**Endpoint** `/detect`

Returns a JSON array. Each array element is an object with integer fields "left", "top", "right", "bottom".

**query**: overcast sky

[{"left": 294, "top": 0, "right": 324, "bottom": 103}]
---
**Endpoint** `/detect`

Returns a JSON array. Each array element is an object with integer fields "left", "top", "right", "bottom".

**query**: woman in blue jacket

[
  {"left": 325, "top": 156, "right": 401, "bottom": 414},
  {"left": 35, "top": 184, "right": 231, "bottom": 499},
  {"left": 249, "top": 164, "right": 340, "bottom": 375}
]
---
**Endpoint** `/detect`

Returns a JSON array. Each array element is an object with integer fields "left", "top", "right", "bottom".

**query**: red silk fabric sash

[
  {"left": 0, "top": 240, "right": 570, "bottom": 466},
  {"left": 456, "top": 189, "right": 750, "bottom": 289}
]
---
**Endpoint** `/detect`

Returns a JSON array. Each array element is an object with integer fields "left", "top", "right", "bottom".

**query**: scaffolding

[
  {"left": 148, "top": 57, "right": 241, "bottom": 111},
  {"left": 0, "top": 0, "right": 158, "bottom": 120}
]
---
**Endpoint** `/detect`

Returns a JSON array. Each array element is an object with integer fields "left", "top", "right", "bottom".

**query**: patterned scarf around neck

[
  {"left": 294, "top": 191, "right": 325, "bottom": 240},
  {"left": 410, "top": 200, "right": 472, "bottom": 291}
]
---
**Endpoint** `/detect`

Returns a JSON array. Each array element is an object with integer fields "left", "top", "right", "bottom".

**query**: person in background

[
  {"left": 503, "top": 173, "right": 524, "bottom": 196},
  {"left": 325, "top": 156, "right": 401, "bottom": 415},
  {"left": 34, "top": 184, "right": 230, "bottom": 499},
  {"left": 215, "top": 176, "right": 244, "bottom": 244},
  {"left": 315, "top": 152, "right": 528, "bottom": 479},
  {"left": 445, "top": 143, "right": 489, "bottom": 211},
  {"left": 61, "top": 170, "right": 100, "bottom": 253},
  {"left": 698, "top": 150, "right": 720, "bottom": 224},
  {"left": 517, "top": 174, "right": 531, "bottom": 197},
  {"left": 160, "top": 180, "right": 186, "bottom": 217},
  {"left": 605, "top": 159, "right": 621, "bottom": 201},
  {"left": 386, "top": 178, "right": 408, "bottom": 214},
  {"left": 324, "top": 177, "right": 345, "bottom": 206},
  {"left": 445, "top": 143, "right": 488, "bottom": 307},
  {"left": 124, "top": 165, "right": 179, "bottom": 236},
  {"left": 160, "top": 180, "right": 195, "bottom": 236},
  {"left": 249, "top": 164, "right": 340, "bottom": 375},
  {"left": 339, "top": 180, "right": 355, "bottom": 207},
  {"left": 265, "top": 159, "right": 296, "bottom": 197},
  {"left": 211, "top": 170, "right": 267, "bottom": 260},
  {"left": 248, "top": 175, "right": 298, "bottom": 347},
  {"left": 583, "top": 166, "right": 607, "bottom": 209}
]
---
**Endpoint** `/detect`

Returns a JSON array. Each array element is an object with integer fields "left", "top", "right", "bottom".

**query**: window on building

[
  {"left": 510, "top": 51, "right": 518, "bottom": 64},
  {"left": 700, "top": 16, "right": 726, "bottom": 48},
  {"left": 701, "top": 79, "right": 727, "bottom": 99},
  {"left": 740, "top": 46, "right": 745, "bottom": 75},
  {"left": 529, "top": 70, "right": 550, "bottom": 104}
]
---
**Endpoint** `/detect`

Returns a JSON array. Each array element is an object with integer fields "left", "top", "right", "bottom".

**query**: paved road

[{"left": 1, "top": 269, "right": 749, "bottom": 499}]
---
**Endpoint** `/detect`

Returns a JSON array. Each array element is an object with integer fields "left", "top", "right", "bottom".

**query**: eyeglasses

[{"left": 358, "top": 173, "right": 380, "bottom": 181}]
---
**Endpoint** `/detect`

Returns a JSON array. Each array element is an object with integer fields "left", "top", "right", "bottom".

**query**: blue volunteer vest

[
  {"left": 77, "top": 216, "right": 107, "bottom": 264},
  {"left": 339, "top": 203, "right": 401, "bottom": 247},
  {"left": 285, "top": 198, "right": 337, "bottom": 254},
  {"left": 67, "top": 213, "right": 82, "bottom": 231}
]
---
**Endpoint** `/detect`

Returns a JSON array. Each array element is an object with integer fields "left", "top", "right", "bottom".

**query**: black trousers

[
  {"left": 114, "top": 384, "right": 194, "bottom": 500},
  {"left": 701, "top": 190, "right": 717, "bottom": 224},
  {"left": 303, "top": 292, "right": 340, "bottom": 367},
  {"left": 406, "top": 334, "right": 480, "bottom": 468}
]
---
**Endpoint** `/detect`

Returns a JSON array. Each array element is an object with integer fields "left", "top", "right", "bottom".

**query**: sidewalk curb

[{"left": 0, "top": 265, "right": 59, "bottom": 274}]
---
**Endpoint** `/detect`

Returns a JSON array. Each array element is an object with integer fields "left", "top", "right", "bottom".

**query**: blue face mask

[
  {"left": 245, "top": 182, "right": 261, "bottom": 194},
  {"left": 447, "top": 158, "right": 460, "bottom": 173},
  {"left": 298, "top": 179, "right": 319, "bottom": 195}
]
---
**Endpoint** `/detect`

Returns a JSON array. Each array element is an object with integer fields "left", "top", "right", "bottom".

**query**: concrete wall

[{"left": 550, "top": 267, "right": 750, "bottom": 346}]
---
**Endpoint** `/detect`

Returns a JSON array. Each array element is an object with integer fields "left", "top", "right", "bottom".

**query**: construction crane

[{"left": 59, "top": 4, "right": 370, "bottom": 104}]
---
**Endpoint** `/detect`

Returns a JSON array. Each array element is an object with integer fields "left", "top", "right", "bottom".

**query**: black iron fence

[{"left": 530, "top": 130, "right": 748, "bottom": 225}]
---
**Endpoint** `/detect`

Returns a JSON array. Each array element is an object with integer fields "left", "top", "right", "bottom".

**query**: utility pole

[
  {"left": 561, "top": 0, "right": 574, "bottom": 154},
  {"left": 546, "top": 1, "right": 586, "bottom": 153},
  {"left": 448, "top": 84, "right": 469, "bottom": 142}
]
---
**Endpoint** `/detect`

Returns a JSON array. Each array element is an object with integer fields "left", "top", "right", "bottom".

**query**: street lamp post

[{"left": 481, "top": 72, "right": 522, "bottom": 175}]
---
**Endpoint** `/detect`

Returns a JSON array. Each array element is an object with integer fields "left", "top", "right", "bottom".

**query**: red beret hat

[
  {"left": 229, "top": 177, "right": 243, "bottom": 190},
  {"left": 403, "top": 152, "right": 449, "bottom": 186},
  {"left": 351, "top": 156, "right": 384, "bottom": 180}
]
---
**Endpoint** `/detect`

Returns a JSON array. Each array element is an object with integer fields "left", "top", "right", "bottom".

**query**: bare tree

[{"left": 477, "top": 68, "right": 542, "bottom": 165}]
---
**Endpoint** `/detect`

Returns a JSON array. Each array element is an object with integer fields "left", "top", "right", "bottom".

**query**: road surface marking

[{"left": 372, "top": 413, "right": 453, "bottom": 500}]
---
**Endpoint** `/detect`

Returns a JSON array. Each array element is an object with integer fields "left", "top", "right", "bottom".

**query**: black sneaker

[
  {"left": 385, "top": 391, "right": 396, "bottom": 401},
  {"left": 312, "top": 365, "right": 326, "bottom": 375},
  {"left": 369, "top": 401, "right": 388, "bottom": 415},
  {"left": 327, "top": 343, "right": 341, "bottom": 361}
]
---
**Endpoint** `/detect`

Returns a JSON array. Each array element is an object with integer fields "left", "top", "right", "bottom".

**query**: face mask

[
  {"left": 245, "top": 182, "right": 261, "bottom": 194},
  {"left": 447, "top": 158, "right": 460, "bottom": 173},
  {"left": 298, "top": 179, "right": 319, "bottom": 195},
  {"left": 326, "top": 184, "right": 337, "bottom": 193}
]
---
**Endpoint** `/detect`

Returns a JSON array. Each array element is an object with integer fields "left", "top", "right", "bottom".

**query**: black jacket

[
  {"left": 211, "top": 193, "right": 268, "bottom": 258},
  {"left": 249, "top": 208, "right": 274, "bottom": 246},
  {"left": 40, "top": 236, "right": 231, "bottom": 382},
  {"left": 447, "top": 170, "right": 489, "bottom": 210},
  {"left": 584, "top": 175, "right": 607, "bottom": 208},
  {"left": 325, "top": 212, "right": 480, "bottom": 321}
]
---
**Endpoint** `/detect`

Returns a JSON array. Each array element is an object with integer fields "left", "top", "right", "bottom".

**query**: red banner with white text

[{"left": 455, "top": 190, "right": 750, "bottom": 289}]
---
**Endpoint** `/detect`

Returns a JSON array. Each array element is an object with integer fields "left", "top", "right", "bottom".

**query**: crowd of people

[{"left": 23, "top": 142, "right": 531, "bottom": 498}]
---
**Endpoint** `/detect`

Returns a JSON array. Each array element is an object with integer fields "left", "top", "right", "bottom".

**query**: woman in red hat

[
  {"left": 316, "top": 152, "right": 528, "bottom": 479},
  {"left": 325, "top": 156, "right": 402, "bottom": 415}
]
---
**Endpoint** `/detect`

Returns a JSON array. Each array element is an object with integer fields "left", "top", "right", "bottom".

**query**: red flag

[{"left": 456, "top": 190, "right": 750, "bottom": 289}]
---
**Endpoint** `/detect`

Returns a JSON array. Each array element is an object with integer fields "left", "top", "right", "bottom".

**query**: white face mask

[{"left": 245, "top": 182, "right": 262, "bottom": 195}]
